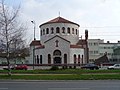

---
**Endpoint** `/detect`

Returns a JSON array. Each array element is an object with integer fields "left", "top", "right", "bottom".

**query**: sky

[{"left": 4, "top": 0, "right": 120, "bottom": 43}]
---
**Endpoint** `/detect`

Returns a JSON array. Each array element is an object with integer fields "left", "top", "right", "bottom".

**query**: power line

[{"left": 80, "top": 26, "right": 120, "bottom": 28}]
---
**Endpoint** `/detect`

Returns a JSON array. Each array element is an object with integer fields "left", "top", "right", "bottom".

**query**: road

[{"left": 0, "top": 80, "right": 120, "bottom": 90}]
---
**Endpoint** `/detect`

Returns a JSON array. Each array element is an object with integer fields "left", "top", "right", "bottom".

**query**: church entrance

[
  {"left": 54, "top": 57, "right": 61, "bottom": 64},
  {"left": 53, "top": 50, "right": 62, "bottom": 64}
]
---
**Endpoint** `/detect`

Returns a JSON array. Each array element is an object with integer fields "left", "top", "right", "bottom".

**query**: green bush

[{"left": 50, "top": 66, "right": 59, "bottom": 70}]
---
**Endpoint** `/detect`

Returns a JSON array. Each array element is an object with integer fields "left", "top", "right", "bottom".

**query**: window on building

[
  {"left": 64, "top": 54, "right": 67, "bottom": 64},
  {"left": 100, "top": 53, "right": 103, "bottom": 55},
  {"left": 48, "top": 54, "right": 51, "bottom": 64},
  {"left": 89, "top": 43, "right": 92, "bottom": 46},
  {"left": 72, "top": 28, "right": 74, "bottom": 34},
  {"left": 40, "top": 55, "right": 42, "bottom": 64},
  {"left": 94, "top": 43, "right": 98, "bottom": 46},
  {"left": 62, "top": 27, "right": 65, "bottom": 33},
  {"left": 81, "top": 55, "right": 83, "bottom": 64},
  {"left": 37, "top": 55, "right": 39, "bottom": 64},
  {"left": 56, "top": 27, "right": 60, "bottom": 33},
  {"left": 76, "top": 29, "right": 77, "bottom": 35},
  {"left": 67, "top": 27, "right": 70, "bottom": 34},
  {"left": 78, "top": 55, "right": 80, "bottom": 64},
  {"left": 51, "top": 27, "right": 54, "bottom": 34},
  {"left": 89, "top": 51, "right": 93, "bottom": 55},
  {"left": 94, "top": 51, "right": 98, "bottom": 54},
  {"left": 53, "top": 50, "right": 61, "bottom": 56},
  {"left": 46, "top": 28, "right": 49, "bottom": 34},
  {"left": 43, "top": 29, "right": 45, "bottom": 35},
  {"left": 73, "top": 54, "right": 76, "bottom": 64}
]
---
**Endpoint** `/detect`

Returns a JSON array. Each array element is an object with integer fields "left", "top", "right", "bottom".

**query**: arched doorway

[{"left": 53, "top": 50, "right": 61, "bottom": 64}]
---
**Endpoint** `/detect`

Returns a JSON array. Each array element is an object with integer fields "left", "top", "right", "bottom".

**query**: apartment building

[{"left": 88, "top": 39, "right": 120, "bottom": 63}]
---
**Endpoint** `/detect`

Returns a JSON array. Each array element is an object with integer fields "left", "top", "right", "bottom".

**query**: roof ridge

[{"left": 40, "top": 16, "right": 79, "bottom": 27}]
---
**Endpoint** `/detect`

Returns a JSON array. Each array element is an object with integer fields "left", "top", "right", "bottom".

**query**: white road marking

[
  {"left": 0, "top": 88, "right": 8, "bottom": 89},
  {"left": 48, "top": 88, "right": 89, "bottom": 90}
]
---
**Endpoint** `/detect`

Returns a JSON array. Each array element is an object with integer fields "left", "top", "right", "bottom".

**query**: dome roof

[{"left": 40, "top": 17, "right": 80, "bottom": 27}]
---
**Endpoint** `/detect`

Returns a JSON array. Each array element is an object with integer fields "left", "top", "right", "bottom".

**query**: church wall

[
  {"left": 44, "top": 36, "right": 70, "bottom": 64},
  {"left": 35, "top": 48, "right": 45, "bottom": 64},
  {"left": 29, "top": 46, "right": 34, "bottom": 64},
  {"left": 29, "top": 45, "right": 44, "bottom": 64},
  {"left": 70, "top": 48, "right": 84, "bottom": 64}
]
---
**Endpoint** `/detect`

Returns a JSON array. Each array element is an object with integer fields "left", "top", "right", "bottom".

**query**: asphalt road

[{"left": 0, "top": 80, "right": 120, "bottom": 90}]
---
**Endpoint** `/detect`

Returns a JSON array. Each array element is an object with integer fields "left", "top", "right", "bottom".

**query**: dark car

[
  {"left": 81, "top": 63, "right": 99, "bottom": 70},
  {"left": 15, "top": 65, "right": 28, "bottom": 70}
]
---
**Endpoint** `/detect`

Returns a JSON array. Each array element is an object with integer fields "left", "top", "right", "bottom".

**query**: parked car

[
  {"left": 15, "top": 65, "right": 28, "bottom": 70},
  {"left": 81, "top": 63, "right": 99, "bottom": 70},
  {"left": 107, "top": 64, "right": 120, "bottom": 70},
  {"left": 3, "top": 64, "right": 17, "bottom": 70}
]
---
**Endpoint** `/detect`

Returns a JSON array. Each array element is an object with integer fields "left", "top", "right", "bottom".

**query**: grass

[
  {"left": 0, "top": 69, "right": 120, "bottom": 74},
  {"left": 0, "top": 74, "right": 120, "bottom": 80},
  {"left": 0, "top": 69, "right": 120, "bottom": 80}
]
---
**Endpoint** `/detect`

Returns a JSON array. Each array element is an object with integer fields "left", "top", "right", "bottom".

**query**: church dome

[{"left": 39, "top": 17, "right": 80, "bottom": 44}]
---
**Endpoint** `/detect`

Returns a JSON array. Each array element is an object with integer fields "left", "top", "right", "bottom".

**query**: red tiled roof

[
  {"left": 30, "top": 40, "right": 41, "bottom": 46},
  {"left": 70, "top": 45, "right": 83, "bottom": 48},
  {"left": 40, "top": 17, "right": 80, "bottom": 27},
  {"left": 36, "top": 45, "right": 45, "bottom": 49},
  {"left": 44, "top": 35, "right": 70, "bottom": 43}
]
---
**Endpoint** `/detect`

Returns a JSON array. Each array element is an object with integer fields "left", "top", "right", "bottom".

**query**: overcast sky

[{"left": 5, "top": 0, "right": 120, "bottom": 43}]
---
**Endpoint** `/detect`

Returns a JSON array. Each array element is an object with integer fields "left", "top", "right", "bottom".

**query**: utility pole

[
  {"left": 31, "top": 21, "right": 36, "bottom": 69},
  {"left": 85, "top": 29, "right": 89, "bottom": 63},
  {"left": 31, "top": 21, "right": 36, "bottom": 40}
]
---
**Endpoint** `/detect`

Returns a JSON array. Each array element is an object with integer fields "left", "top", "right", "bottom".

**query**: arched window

[
  {"left": 56, "top": 27, "right": 60, "bottom": 33},
  {"left": 76, "top": 29, "right": 78, "bottom": 35},
  {"left": 43, "top": 29, "right": 45, "bottom": 35},
  {"left": 74, "top": 54, "right": 76, "bottom": 64},
  {"left": 40, "top": 55, "right": 42, "bottom": 64},
  {"left": 62, "top": 27, "right": 65, "bottom": 33},
  {"left": 81, "top": 55, "right": 83, "bottom": 64},
  {"left": 64, "top": 54, "right": 67, "bottom": 64},
  {"left": 78, "top": 54, "right": 80, "bottom": 64},
  {"left": 67, "top": 27, "right": 70, "bottom": 34},
  {"left": 46, "top": 28, "right": 49, "bottom": 34},
  {"left": 37, "top": 55, "right": 39, "bottom": 64},
  {"left": 72, "top": 28, "right": 74, "bottom": 34},
  {"left": 51, "top": 27, "right": 54, "bottom": 34},
  {"left": 53, "top": 50, "right": 61, "bottom": 56},
  {"left": 48, "top": 54, "right": 51, "bottom": 64}
]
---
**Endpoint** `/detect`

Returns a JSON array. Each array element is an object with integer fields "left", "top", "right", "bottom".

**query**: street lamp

[
  {"left": 31, "top": 21, "right": 36, "bottom": 40},
  {"left": 31, "top": 20, "right": 36, "bottom": 69}
]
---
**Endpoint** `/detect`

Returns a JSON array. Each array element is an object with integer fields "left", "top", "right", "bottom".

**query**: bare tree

[{"left": 0, "top": 0, "right": 27, "bottom": 76}]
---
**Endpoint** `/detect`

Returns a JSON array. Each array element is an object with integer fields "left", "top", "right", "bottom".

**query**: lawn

[
  {"left": 0, "top": 69, "right": 120, "bottom": 74},
  {"left": 0, "top": 69, "right": 120, "bottom": 80},
  {"left": 0, "top": 74, "right": 120, "bottom": 80}
]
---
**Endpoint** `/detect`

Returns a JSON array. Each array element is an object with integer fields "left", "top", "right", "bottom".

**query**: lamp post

[
  {"left": 85, "top": 29, "right": 89, "bottom": 63},
  {"left": 31, "top": 21, "right": 36, "bottom": 40},
  {"left": 31, "top": 20, "right": 36, "bottom": 69}
]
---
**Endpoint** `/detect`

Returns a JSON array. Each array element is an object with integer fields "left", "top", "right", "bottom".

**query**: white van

[{"left": 107, "top": 64, "right": 120, "bottom": 70}]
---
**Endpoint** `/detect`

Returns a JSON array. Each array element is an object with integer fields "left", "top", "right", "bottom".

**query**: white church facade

[{"left": 29, "top": 17, "right": 88, "bottom": 67}]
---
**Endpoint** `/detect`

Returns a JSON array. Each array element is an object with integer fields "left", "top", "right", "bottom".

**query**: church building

[{"left": 29, "top": 16, "right": 89, "bottom": 67}]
